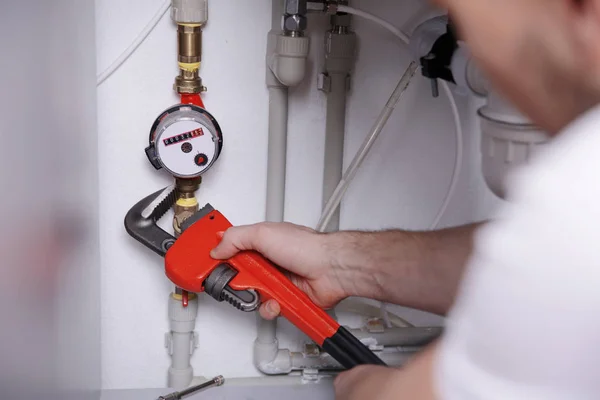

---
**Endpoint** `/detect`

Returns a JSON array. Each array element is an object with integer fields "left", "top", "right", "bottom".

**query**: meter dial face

[{"left": 148, "top": 105, "right": 223, "bottom": 178}]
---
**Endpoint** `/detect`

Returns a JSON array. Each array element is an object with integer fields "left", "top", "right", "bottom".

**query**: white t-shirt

[{"left": 437, "top": 105, "right": 600, "bottom": 399}]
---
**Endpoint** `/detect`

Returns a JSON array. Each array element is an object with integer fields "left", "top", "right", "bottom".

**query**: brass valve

[
  {"left": 174, "top": 24, "right": 204, "bottom": 94},
  {"left": 173, "top": 177, "right": 201, "bottom": 237}
]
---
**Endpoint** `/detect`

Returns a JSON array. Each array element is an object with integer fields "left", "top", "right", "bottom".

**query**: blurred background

[{"left": 0, "top": 1, "right": 100, "bottom": 399}]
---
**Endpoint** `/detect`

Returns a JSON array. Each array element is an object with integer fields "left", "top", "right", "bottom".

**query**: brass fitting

[
  {"left": 174, "top": 24, "right": 204, "bottom": 94},
  {"left": 172, "top": 289, "right": 197, "bottom": 301},
  {"left": 173, "top": 177, "right": 201, "bottom": 237},
  {"left": 175, "top": 69, "right": 204, "bottom": 94},
  {"left": 178, "top": 25, "right": 202, "bottom": 64}
]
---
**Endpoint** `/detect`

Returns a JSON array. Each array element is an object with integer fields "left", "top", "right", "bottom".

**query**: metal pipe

[
  {"left": 289, "top": 349, "right": 419, "bottom": 370},
  {"left": 350, "top": 327, "right": 442, "bottom": 347},
  {"left": 172, "top": 0, "right": 206, "bottom": 94},
  {"left": 159, "top": 376, "right": 224, "bottom": 400},
  {"left": 177, "top": 25, "right": 202, "bottom": 64},
  {"left": 173, "top": 177, "right": 201, "bottom": 237}
]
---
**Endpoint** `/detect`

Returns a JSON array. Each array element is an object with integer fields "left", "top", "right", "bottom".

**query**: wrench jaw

[
  {"left": 125, "top": 189, "right": 260, "bottom": 312},
  {"left": 204, "top": 264, "right": 261, "bottom": 312},
  {"left": 124, "top": 186, "right": 178, "bottom": 257}
]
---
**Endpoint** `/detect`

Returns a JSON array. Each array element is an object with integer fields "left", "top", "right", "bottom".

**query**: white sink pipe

[
  {"left": 256, "top": 0, "right": 311, "bottom": 375},
  {"left": 167, "top": 292, "right": 199, "bottom": 389},
  {"left": 448, "top": 44, "right": 550, "bottom": 198},
  {"left": 409, "top": 15, "right": 549, "bottom": 199},
  {"left": 319, "top": 14, "right": 357, "bottom": 232},
  {"left": 256, "top": 327, "right": 436, "bottom": 374}
]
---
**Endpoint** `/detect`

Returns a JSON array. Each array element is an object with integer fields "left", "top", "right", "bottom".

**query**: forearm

[{"left": 327, "top": 224, "right": 481, "bottom": 315}]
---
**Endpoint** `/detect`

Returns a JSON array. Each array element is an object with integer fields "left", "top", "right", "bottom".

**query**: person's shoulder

[
  {"left": 477, "top": 105, "right": 600, "bottom": 277},
  {"left": 508, "top": 105, "right": 600, "bottom": 210}
]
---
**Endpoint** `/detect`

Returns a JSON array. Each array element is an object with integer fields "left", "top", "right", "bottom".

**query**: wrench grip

[{"left": 165, "top": 206, "right": 385, "bottom": 369}]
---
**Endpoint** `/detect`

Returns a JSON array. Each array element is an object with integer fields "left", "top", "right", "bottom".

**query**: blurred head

[{"left": 437, "top": 0, "right": 600, "bottom": 134}]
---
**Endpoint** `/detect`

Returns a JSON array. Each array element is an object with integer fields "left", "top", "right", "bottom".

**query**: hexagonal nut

[
  {"left": 174, "top": 76, "right": 202, "bottom": 94},
  {"left": 284, "top": 0, "right": 307, "bottom": 15},
  {"left": 331, "top": 13, "right": 351, "bottom": 27},
  {"left": 283, "top": 14, "right": 307, "bottom": 33}
]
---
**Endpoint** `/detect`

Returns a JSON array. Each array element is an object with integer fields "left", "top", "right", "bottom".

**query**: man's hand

[
  {"left": 212, "top": 222, "right": 479, "bottom": 317},
  {"left": 211, "top": 222, "right": 357, "bottom": 319},
  {"left": 335, "top": 345, "right": 440, "bottom": 400},
  {"left": 334, "top": 366, "right": 401, "bottom": 400}
]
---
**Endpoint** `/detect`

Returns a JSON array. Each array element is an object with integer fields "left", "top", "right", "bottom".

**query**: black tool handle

[{"left": 322, "top": 326, "right": 387, "bottom": 369}]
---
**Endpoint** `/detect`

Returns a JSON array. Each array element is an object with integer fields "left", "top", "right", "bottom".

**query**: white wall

[{"left": 97, "top": 0, "right": 499, "bottom": 390}]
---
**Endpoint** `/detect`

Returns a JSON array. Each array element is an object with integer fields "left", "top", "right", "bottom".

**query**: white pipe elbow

[
  {"left": 269, "top": 34, "right": 310, "bottom": 87},
  {"left": 253, "top": 340, "right": 293, "bottom": 375}
]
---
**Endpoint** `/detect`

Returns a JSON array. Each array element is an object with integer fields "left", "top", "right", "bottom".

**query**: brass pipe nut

[
  {"left": 174, "top": 74, "right": 203, "bottom": 94},
  {"left": 178, "top": 25, "right": 202, "bottom": 64},
  {"left": 176, "top": 177, "right": 201, "bottom": 194}
]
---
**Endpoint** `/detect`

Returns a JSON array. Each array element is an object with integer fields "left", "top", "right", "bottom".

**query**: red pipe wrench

[{"left": 125, "top": 186, "right": 385, "bottom": 369}]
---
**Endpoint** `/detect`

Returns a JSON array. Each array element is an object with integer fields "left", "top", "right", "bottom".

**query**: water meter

[{"left": 145, "top": 104, "right": 223, "bottom": 178}]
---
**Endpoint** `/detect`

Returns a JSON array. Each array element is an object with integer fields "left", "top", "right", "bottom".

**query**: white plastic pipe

[
  {"left": 265, "top": 84, "right": 289, "bottom": 223},
  {"left": 167, "top": 293, "right": 198, "bottom": 389},
  {"left": 255, "top": 0, "right": 295, "bottom": 375},
  {"left": 350, "top": 327, "right": 441, "bottom": 347},
  {"left": 449, "top": 44, "right": 549, "bottom": 199},
  {"left": 320, "top": 27, "right": 356, "bottom": 232},
  {"left": 322, "top": 74, "right": 348, "bottom": 232}
]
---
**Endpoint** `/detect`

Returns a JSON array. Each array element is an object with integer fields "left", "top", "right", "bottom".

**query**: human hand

[
  {"left": 335, "top": 344, "right": 440, "bottom": 400},
  {"left": 210, "top": 222, "right": 352, "bottom": 319},
  {"left": 334, "top": 365, "right": 400, "bottom": 400}
]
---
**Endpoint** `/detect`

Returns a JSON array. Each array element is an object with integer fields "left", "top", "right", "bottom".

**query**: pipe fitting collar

[
  {"left": 253, "top": 341, "right": 293, "bottom": 375},
  {"left": 325, "top": 31, "right": 356, "bottom": 74},
  {"left": 270, "top": 35, "right": 310, "bottom": 87},
  {"left": 171, "top": 0, "right": 208, "bottom": 24},
  {"left": 168, "top": 366, "right": 194, "bottom": 389},
  {"left": 168, "top": 294, "right": 199, "bottom": 332}
]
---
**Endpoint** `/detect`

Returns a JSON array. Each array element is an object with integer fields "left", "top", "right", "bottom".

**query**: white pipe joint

[
  {"left": 171, "top": 0, "right": 208, "bottom": 24},
  {"left": 166, "top": 293, "right": 199, "bottom": 389},
  {"left": 450, "top": 45, "right": 488, "bottom": 96},
  {"left": 416, "top": 23, "right": 552, "bottom": 199},
  {"left": 478, "top": 91, "right": 548, "bottom": 198},
  {"left": 269, "top": 34, "right": 310, "bottom": 87},
  {"left": 324, "top": 30, "right": 356, "bottom": 75},
  {"left": 253, "top": 341, "right": 293, "bottom": 375}
]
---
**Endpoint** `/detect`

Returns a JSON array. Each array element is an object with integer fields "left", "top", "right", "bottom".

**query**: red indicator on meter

[{"left": 163, "top": 127, "right": 205, "bottom": 147}]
